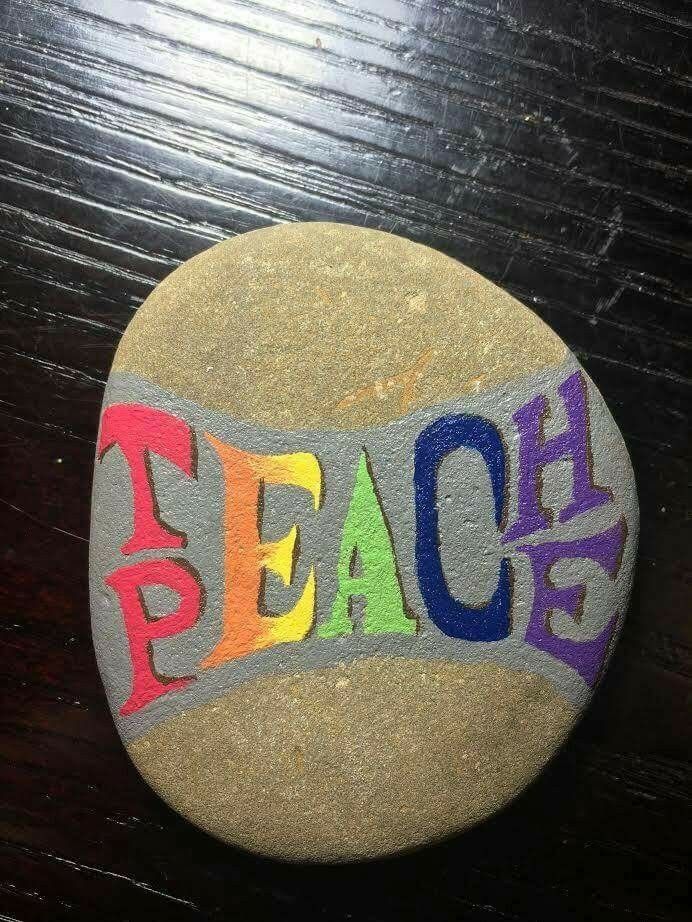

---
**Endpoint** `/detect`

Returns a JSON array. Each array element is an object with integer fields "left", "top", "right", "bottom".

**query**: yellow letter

[{"left": 201, "top": 435, "right": 322, "bottom": 667}]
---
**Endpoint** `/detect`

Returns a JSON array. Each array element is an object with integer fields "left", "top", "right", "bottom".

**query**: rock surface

[{"left": 91, "top": 222, "right": 638, "bottom": 861}]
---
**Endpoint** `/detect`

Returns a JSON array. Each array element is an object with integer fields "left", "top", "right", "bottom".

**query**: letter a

[{"left": 319, "top": 451, "right": 415, "bottom": 638}]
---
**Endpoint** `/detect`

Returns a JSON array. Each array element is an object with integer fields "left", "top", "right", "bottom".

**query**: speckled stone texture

[
  {"left": 113, "top": 222, "right": 566, "bottom": 429},
  {"left": 92, "top": 222, "right": 637, "bottom": 862},
  {"left": 129, "top": 659, "right": 574, "bottom": 862}
]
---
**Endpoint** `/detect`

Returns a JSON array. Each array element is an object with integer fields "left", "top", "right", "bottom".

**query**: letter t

[{"left": 97, "top": 403, "right": 195, "bottom": 555}]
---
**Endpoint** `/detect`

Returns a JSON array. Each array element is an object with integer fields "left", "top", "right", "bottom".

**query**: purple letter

[
  {"left": 504, "top": 371, "right": 611, "bottom": 543},
  {"left": 517, "top": 519, "right": 627, "bottom": 687}
]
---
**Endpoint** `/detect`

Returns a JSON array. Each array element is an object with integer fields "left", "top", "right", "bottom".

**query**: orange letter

[{"left": 202, "top": 436, "right": 322, "bottom": 667}]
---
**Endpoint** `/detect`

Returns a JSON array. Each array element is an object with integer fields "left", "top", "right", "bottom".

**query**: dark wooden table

[{"left": 1, "top": 1, "right": 690, "bottom": 919}]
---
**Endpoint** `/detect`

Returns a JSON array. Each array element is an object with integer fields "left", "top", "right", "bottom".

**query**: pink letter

[
  {"left": 98, "top": 403, "right": 195, "bottom": 555},
  {"left": 106, "top": 558, "right": 203, "bottom": 716}
]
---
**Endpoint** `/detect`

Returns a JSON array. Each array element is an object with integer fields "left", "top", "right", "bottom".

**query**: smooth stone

[{"left": 90, "top": 222, "right": 638, "bottom": 862}]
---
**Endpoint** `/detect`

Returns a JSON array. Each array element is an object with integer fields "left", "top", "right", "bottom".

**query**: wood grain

[{"left": 0, "top": 0, "right": 689, "bottom": 919}]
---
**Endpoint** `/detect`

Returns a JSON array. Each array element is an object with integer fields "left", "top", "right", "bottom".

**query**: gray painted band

[{"left": 90, "top": 359, "right": 638, "bottom": 742}]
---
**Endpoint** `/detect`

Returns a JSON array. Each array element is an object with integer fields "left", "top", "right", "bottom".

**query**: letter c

[{"left": 414, "top": 413, "right": 511, "bottom": 642}]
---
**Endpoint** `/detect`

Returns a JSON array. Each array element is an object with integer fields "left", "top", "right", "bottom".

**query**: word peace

[{"left": 98, "top": 371, "right": 626, "bottom": 717}]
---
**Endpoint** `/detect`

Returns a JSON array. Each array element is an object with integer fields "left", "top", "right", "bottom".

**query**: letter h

[{"left": 504, "top": 371, "right": 611, "bottom": 543}]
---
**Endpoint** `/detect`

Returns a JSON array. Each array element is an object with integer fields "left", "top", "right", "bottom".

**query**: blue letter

[{"left": 414, "top": 414, "right": 511, "bottom": 641}]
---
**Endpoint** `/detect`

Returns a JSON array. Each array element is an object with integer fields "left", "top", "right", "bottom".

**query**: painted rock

[{"left": 90, "top": 222, "right": 638, "bottom": 862}]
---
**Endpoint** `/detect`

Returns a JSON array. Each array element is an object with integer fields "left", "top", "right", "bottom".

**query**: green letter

[{"left": 319, "top": 451, "right": 416, "bottom": 637}]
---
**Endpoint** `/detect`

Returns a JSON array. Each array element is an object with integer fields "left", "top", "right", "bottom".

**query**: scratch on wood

[{"left": 2, "top": 841, "right": 200, "bottom": 910}]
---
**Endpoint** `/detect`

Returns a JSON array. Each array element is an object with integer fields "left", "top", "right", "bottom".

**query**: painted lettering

[
  {"left": 201, "top": 436, "right": 323, "bottom": 667},
  {"left": 97, "top": 365, "right": 631, "bottom": 717},
  {"left": 517, "top": 519, "right": 626, "bottom": 686},
  {"left": 414, "top": 413, "right": 512, "bottom": 642},
  {"left": 504, "top": 371, "right": 611, "bottom": 543},
  {"left": 105, "top": 557, "right": 203, "bottom": 716},
  {"left": 319, "top": 451, "right": 415, "bottom": 638},
  {"left": 97, "top": 403, "right": 195, "bottom": 555}
]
